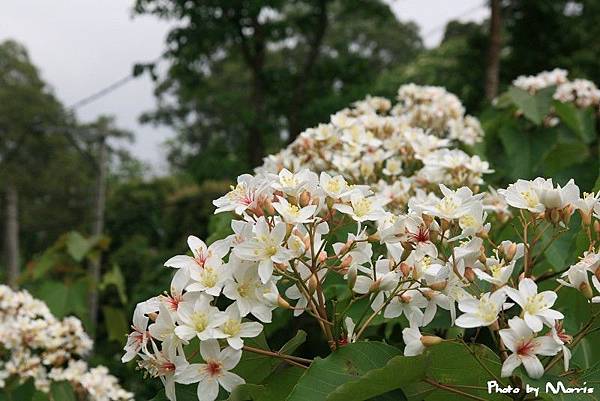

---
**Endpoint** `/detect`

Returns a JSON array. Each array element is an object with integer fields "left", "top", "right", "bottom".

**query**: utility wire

[{"left": 67, "top": 3, "right": 487, "bottom": 110}]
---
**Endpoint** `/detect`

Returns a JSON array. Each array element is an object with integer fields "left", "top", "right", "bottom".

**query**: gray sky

[{"left": 0, "top": 0, "right": 488, "bottom": 174}]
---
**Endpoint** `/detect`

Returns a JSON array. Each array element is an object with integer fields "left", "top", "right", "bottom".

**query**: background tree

[
  {"left": 133, "top": 0, "right": 422, "bottom": 179},
  {"left": 0, "top": 40, "right": 71, "bottom": 287}
]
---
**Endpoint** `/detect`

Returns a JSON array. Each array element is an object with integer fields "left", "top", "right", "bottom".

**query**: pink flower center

[
  {"left": 517, "top": 339, "right": 535, "bottom": 356},
  {"left": 206, "top": 360, "right": 223, "bottom": 377}
]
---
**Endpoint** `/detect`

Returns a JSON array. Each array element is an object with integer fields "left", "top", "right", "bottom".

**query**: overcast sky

[{"left": 1, "top": 0, "right": 489, "bottom": 174}]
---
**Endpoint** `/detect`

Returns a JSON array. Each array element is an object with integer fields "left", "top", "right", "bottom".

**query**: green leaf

[
  {"left": 65, "top": 231, "right": 93, "bottom": 262},
  {"left": 541, "top": 141, "right": 589, "bottom": 176},
  {"left": 50, "top": 382, "right": 76, "bottom": 401},
  {"left": 554, "top": 101, "right": 597, "bottom": 144},
  {"left": 227, "top": 367, "right": 305, "bottom": 401},
  {"left": 233, "top": 333, "right": 279, "bottom": 384},
  {"left": 508, "top": 86, "right": 554, "bottom": 125},
  {"left": 286, "top": 341, "right": 403, "bottom": 401},
  {"left": 498, "top": 124, "right": 530, "bottom": 179},
  {"left": 278, "top": 330, "right": 307, "bottom": 357},
  {"left": 404, "top": 342, "right": 511, "bottom": 401},
  {"left": 102, "top": 306, "right": 129, "bottom": 346},
  {"left": 100, "top": 264, "right": 128, "bottom": 304},
  {"left": 327, "top": 354, "right": 427, "bottom": 401}
]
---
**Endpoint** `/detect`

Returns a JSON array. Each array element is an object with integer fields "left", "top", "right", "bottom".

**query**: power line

[
  {"left": 69, "top": 74, "right": 135, "bottom": 110},
  {"left": 68, "top": 3, "right": 487, "bottom": 110}
]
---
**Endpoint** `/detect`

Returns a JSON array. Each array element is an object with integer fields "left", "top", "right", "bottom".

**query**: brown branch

[{"left": 424, "top": 378, "right": 488, "bottom": 401}]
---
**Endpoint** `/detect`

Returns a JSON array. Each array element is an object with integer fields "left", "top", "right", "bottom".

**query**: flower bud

[
  {"left": 308, "top": 274, "right": 318, "bottom": 295},
  {"left": 429, "top": 280, "right": 447, "bottom": 291},
  {"left": 420, "top": 336, "right": 443, "bottom": 347},
  {"left": 422, "top": 214, "right": 433, "bottom": 226},
  {"left": 400, "top": 262, "right": 412, "bottom": 277},
  {"left": 579, "top": 282, "right": 594, "bottom": 299},
  {"left": 148, "top": 312, "right": 158, "bottom": 322},
  {"left": 299, "top": 191, "right": 311, "bottom": 207},
  {"left": 318, "top": 251, "right": 327, "bottom": 264},
  {"left": 263, "top": 199, "right": 275, "bottom": 216},
  {"left": 274, "top": 262, "right": 287, "bottom": 272},
  {"left": 340, "top": 255, "right": 353, "bottom": 269},
  {"left": 504, "top": 243, "right": 518, "bottom": 262},
  {"left": 579, "top": 209, "right": 592, "bottom": 226},
  {"left": 347, "top": 265, "right": 357, "bottom": 290},
  {"left": 464, "top": 267, "right": 475, "bottom": 282},
  {"left": 549, "top": 208, "right": 561, "bottom": 225},
  {"left": 265, "top": 293, "right": 291, "bottom": 309},
  {"left": 561, "top": 205, "right": 573, "bottom": 225}
]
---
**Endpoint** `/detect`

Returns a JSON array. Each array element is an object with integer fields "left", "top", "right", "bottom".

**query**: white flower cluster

[
  {"left": 260, "top": 86, "right": 489, "bottom": 213},
  {"left": 126, "top": 166, "right": 600, "bottom": 400},
  {"left": 394, "top": 84, "right": 483, "bottom": 145},
  {"left": 0, "top": 285, "right": 133, "bottom": 400},
  {"left": 513, "top": 69, "right": 600, "bottom": 109},
  {"left": 513, "top": 68, "right": 569, "bottom": 94}
]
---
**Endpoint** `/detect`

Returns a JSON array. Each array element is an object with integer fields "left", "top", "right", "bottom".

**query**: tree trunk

[
  {"left": 5, "top": 183, "right": 19, "bottom": 288},
  {"left": 485, "top": 0, "right": 502, "bottom": 100},
  {"left": 88, "top": 135, "right": 107, "bottom": 335}
]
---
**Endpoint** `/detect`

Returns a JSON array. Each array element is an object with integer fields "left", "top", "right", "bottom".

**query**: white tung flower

[
  {"left": 504, "top": 278, "right": 563, "bottom": 332},
  {"left": 213, "top": 303, "right": 263, "bottom": 350},
  {"left": 175, "top": 339, "right": 244, "bottom": 401},
  {"left": 499, "top": 317, "right": 561, "bottom": 379},
  {"left": 174, "top": 295, "right": 226, "bottom": 341},
  {"left": 233, "top": 217, "right": 292, "bottom": 283},
  {"left": 272, "top": 196, "right": 317, "bottom": 224},
  {"left": 455, "top": 290, "right": 509, "bottom": 328}
]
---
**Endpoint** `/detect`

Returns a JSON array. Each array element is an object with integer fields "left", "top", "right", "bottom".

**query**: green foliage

[{"left": 481, "top": 84, "right": 600, "bottom": 189}]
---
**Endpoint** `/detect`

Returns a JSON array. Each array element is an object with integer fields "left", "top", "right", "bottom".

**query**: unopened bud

[
  {"left": 318, "top": 251, "right": 327, "bottom": 264},
  {"left": 148, "top": 312, "right": 158, "bottom": 322},
  {"left": 400, "top": 262, "right": 412, "bottom": 277},
  {"left": 561, "top": 205, "right": 573, "bottom": 225},
  {"left": 440, "top": 218, "right": 450, "bottom": 232},
  {"left": 550, "top": 208, "right": 561, "bottom": 224},
  {"left": 579, "top": 209, "right": 592, "bottom": 226},
  {"left": 274, "top": 262, "right": 287, "bottom": 272},
  {"left": 347, "top": 265, "right": 357, "bottom": 290},
  {"left": 340, "top": 255, "right": 353, "bottom": 269},
  {"left": 420, "top": 336, "right": 443, "bottom": 347},
  {"left": 429, "top": 280, "right": 447, "bottom": 291},
  {"left": 265, "top": 293, "right": 291, "bottom": 309},
  {"left": 429, "top": 230, "right": 439, "bottom": 242},
  {"left": 308, "top": 274, "right": 318, "bottom": 295},
  {"left": 579, "top": 282, "right": 594, "bottom": 299},
  {"left": 299, "top": 191, "right": 311, "bottom": 207},
  {"left": 263, "top": 199, "right": 275, "bottom": 216},
  {"left": 504, "top": 243, "right": 518, "bottom": 262},
  {"left": 422, "top": 214, "right": 433, "bottom": 226},
  {"left": 464, "top": 267, "right": 475, "bottom": 282}
]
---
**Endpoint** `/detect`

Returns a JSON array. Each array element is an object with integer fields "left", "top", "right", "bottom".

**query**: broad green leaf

[
  {"left": 554, "top": 101, "right": 596, "bottom": 144},
  {"left": 542, "top": 141, "right": 589, "bottom": 175},
  {"left": 228, "top": 367, "right": 304, "bottom": 401},
  {"left": 233, "top": 333, "right": 279, "bottom": 384},
  {"left": 278, "top": 330, "right": 307, "bottom": 357},
  {"left": 103, "top": 306, "right": 129, "bottom": 345},
  {"left": 1, "top": 378, "right": 36, "bottom": 401},
  {"left": 50, "top": 382, "right": 76, "bottom": 401},
  {"left": 36, "top": 280, "right": 69, "bottom": 317},
  {"left": 100, "top": 264, "right": 128, "bottom": 304},
  {"left": 286, "top": 341, "right": 402, "bottom": 401},
  {"left": 31, "top": 250, "right": 60, "bottom": 280},
  {"left": 405, "top": 342, "right": 511, "bottom": 401},
  {"left": 327, "top": 354, "right": 427, "bottom": 401},
  {"left": 508, "top": 86, "right": 554, "bottom": 125},
  {"left": 498, "top": 124, "right": 530, "bottom": 179},
  {"left": 66, "top": 231, "right": 93, "bottom": 262}
]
